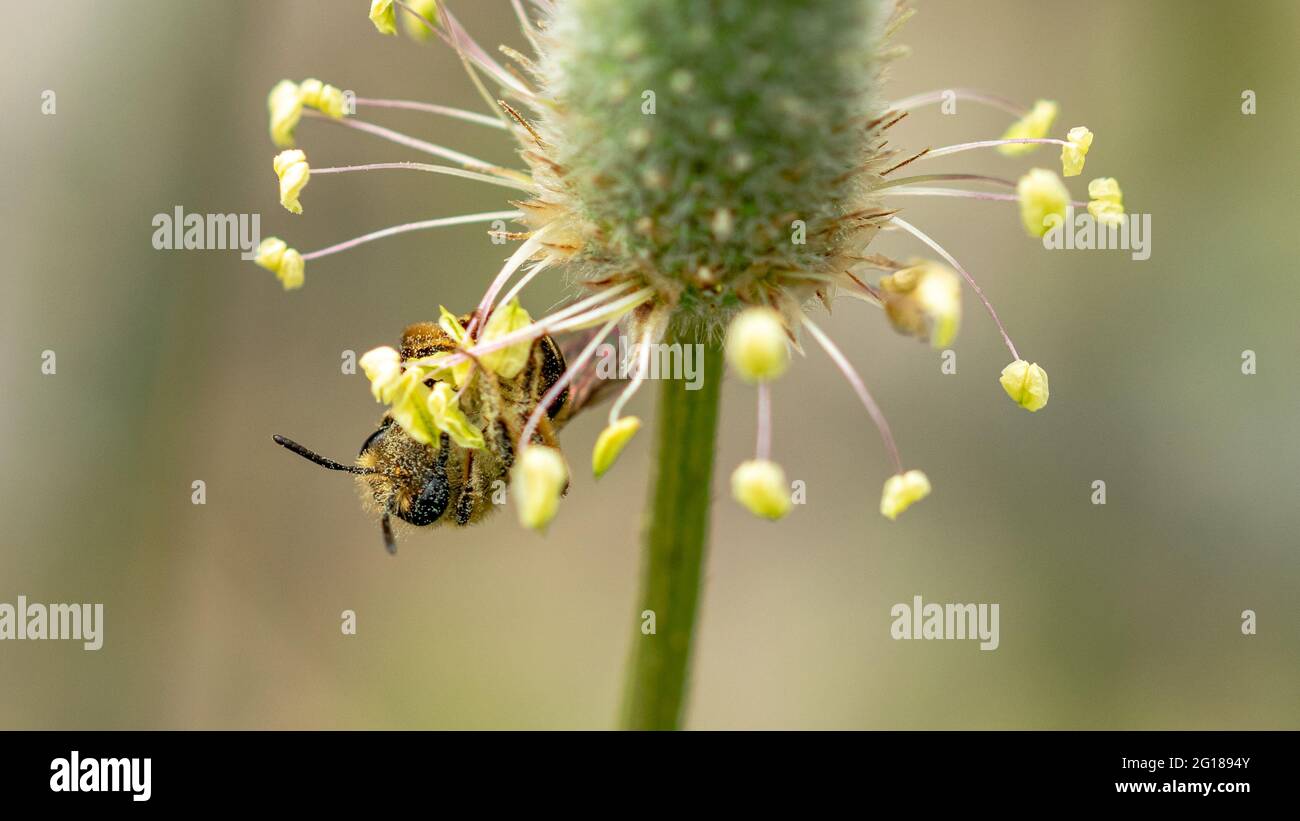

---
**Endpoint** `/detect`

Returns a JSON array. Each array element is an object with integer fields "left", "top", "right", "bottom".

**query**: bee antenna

[
  {"left": 381, "top": 510, "right": 398, "bottom": 556},
  {"left": 273, "top": 434, "right": 377, "bottom": 475}
]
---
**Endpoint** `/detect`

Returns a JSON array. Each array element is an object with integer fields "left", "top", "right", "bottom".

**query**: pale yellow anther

[
  {"left": 731, "top": 459, "right": 792, "bottom": 520},
  {"left": 592, "top": 417, "right": 642, "bottom": 478},
  {"left": 273, "top": 149, "right": 310, "bottom": 214},
  {"left": 369, "top": 0, "right": 398, "bottom": 35},
  {"left": 298, "top": 78, "right": 347, "bottom": 119},
  {"left": 1086, "top": 177, "right": 1125, "bottom": 226},
  {"left": 998, "top": 100, "right": 1058, "bottom": 157},
  {"left": 999, "top": 359, "right": 1050, "bottom": 412},
  {"left": 254, "top": 237, "right": 305, "bottom": 290},
  {"left": 1061, "top": 126, "right": 1093, "bottom": 177},
  {"left": 880, "top": 470, "right": 931, "bottom": 521},
  {"left": 478, "top": 299, "right": 535, "bottom": 379},
  {"left": 1017, "top": 168, "right": 1070, "bottom": 238},
  {"left": 267, "top": 80, "right": 303, "bottom": 149},
  {"left": 402, "top": 0, "right": 439, "bottom": 40},
  {"left": 513, "top": 446, "right": 568, "bottom": 531},
  {"left": 725, "top": 307, "right": 789, "bottom": 383},
  {"left": 427, "top": 382, "right": 485, "bottom": 449},
  {"left": 880, "top": 260, "right": 962, "bottom": 348},
  {"left": 359, "top": 347, "right": 403, "bottom": 403},
  {"left": 386, "top": 369, "right": 438, "bottom": 445}
]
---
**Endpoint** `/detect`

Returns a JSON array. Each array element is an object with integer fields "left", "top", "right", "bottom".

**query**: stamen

[
  {"left": 920, "top": 137, "right": 1068, "bottom": 161},
  {"left": 519, "top": 317, "right": 621, "bottom": 448},
  {"left": 888, "top": 88, "right": 1027, "bottom": 117},
  {"left": 300, "top": 210, "right": 522, "bottom": 262},
  {"left": 352, "top": 98, "right": 508, "bottom": 130},
  {"left": 312, "top": 161, "right": 534, "bottom": 192},
  {"left": 802, "top": 316, "right": 903, "bottom": 475},
  {"left": 889, "top": 216, "right": 1020, "bottom": 361}
]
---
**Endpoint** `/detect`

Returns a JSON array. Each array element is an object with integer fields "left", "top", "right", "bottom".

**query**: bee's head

[{"left": 272, "top": 425, "right": 450, "bottom": 555}]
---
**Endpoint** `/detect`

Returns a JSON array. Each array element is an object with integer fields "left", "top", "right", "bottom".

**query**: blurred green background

[{"left": 1, "top": 0, "right": 1296, "bottom": 729}]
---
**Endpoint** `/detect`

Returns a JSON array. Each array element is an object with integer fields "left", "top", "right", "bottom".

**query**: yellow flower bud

[
  {"left": 513, "top": 446, "right": 568, "bottom": 531},
  {"left": 427, "top": 382, "right": 484, "bottom": 449},
  {"left": 1086, "top": 177, "right": 1124, "bottom": 227},
  {"left": 880, "top": 469, "right": 931, "bottom": 521},
  {"left": 436, "top": 306, "right": 475, "bottom": 388},
  {"left": 879, "top": 260, "right": 962, "bottom": 348},
  {"left": 1061, "top": 126, "right": 1093, "bottom": 177},
  {"left": 1016, "top": 168, "right": 1070, "bottom": 238},
  {"left": 998, "top": 99, "right": 1058, "bottom": 156},
  {"left": 298, "top": 78, "right": 347, "bottom": 119},
  {"left": 478, "top": 299, "right": 534, "bottom": 379},
  {"left": 273, "top": 149, "right": 310, "bottom": 215},
  {"left": 253, "top": 237, "right": 305, "bottom": 290},
  {"left": 359, "top": 346, "right": 403, "bottom": 402},
  {"left": 267, "top": 80, "right": 303, "bottom": 149},
  {"left": 402, "top": 0, "right": 439, "bottom": 40},
  {"left": 592, "top": 417, "right": 642, "bottom": 477},
  {"left": 725, "top": 307, "right": 789, "bottom": 383},
  {"left": 369, "top": 0, "right": 397, "bottom": 35},
  {"left": 999, "top": 359, "right": 1050, "bottom": 412},
  {"left": 731, "top": 459, "right": 792, "bottom": 520}
]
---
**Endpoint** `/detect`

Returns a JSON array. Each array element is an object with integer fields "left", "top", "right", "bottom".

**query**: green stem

[{"left": 620, "top": 328, "right": 724, "bottom": 730}]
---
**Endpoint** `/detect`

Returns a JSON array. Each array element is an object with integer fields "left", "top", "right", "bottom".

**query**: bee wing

[{"left": 554, "top": 326, "right": 625, "bottom": 422}]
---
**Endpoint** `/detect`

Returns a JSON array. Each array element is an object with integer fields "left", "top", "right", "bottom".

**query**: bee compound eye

[
  {"left": 359, "top": 424, "right": 388, "bottom": 457},
  {"left": 399, "top": 461, "right": 451, "bottom": 527}
]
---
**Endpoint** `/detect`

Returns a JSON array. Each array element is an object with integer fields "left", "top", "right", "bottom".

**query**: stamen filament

[
  {"left": 802, "top": 316, "right": 903, "bottom": 475},
  {"left": 889, "top": 216, "right": 1020, "bottom": 360},
  {"left": 755, "top": 382, "right": 773, "bottom": 461},
  {"left": 888, "top": 88, "right": 1028, "bottom": 117},
  {"left": 471, "top": 228, "right": 552, "bottom": 334},
  {"left": 435, "top": 4, "right": 536, "bottom": 98},
  {"left": 921, "top": 138, "right": 1068, "bottom": 161},
  {"left": 305, "top": 112, "right": 526, "bottom": 181},
  {"left": 300, "top": 210, "right": 521, "bottom": 262},
  {"left": 352, "top": 98, "right": 508, "bottom": 130},
  {"left": 497, "top": 258, "right": 553, "bottom": 311},
  {"left": 885, "top": 186, "right": 1087, "bottom": 208},
  {"left": 312, "top": 162, "right": 534, "bottom": 192},
  {"left": 610, "top": 330, "right": 654, "bottom": 425},
  {"left": 876, "top": 173, "right": 1017, "bottom": 191}
]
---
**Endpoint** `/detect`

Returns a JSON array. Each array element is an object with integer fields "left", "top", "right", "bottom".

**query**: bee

[{"left": 274, "top": 313, "right": 612, "bottom": 554}]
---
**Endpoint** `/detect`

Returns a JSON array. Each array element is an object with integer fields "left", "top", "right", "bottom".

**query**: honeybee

[{"left": 274, "top": 313, "right": 612, "bottom": 553}]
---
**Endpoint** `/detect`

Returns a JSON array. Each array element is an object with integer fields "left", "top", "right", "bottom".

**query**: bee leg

[
  {"left": 381, "top": 510, "right": 397, "bottom": 555},
  {"left": 455, "top": 450, "right": 476, "bottom": 525}
]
